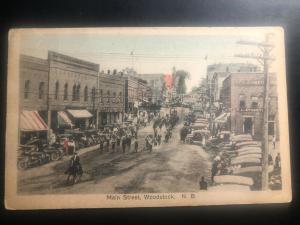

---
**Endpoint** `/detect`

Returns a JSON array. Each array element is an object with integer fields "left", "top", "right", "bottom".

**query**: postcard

[{"left": 5, "top": 27, "right": 291, "bottom": 209}]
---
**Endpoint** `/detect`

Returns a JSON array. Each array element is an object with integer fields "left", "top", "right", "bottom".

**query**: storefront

[
  {"left": 67, "top": 109, "right": 93, "bottom": 130},
  {"left": 19, "top": 110, "right": 48, "bottom": 144}
]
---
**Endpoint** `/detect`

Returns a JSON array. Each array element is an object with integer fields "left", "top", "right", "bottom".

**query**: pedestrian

[
  {"left": 157, "top": 134, "right": 162, "bottom": 145},
  {"left": 274, "top": 153, "right": 281, "bottom": 171},
  {"left": 134, "top": 138, "right": 139, "bottom": 153},
  {"left": 111, "top": 135, "right": 116, "bottom": 153},
  {"left": 211, "top": 160, "right": 219, "bottom": 183},
  {"left": 63, "top": 138, "right": 69, "bottom": 155},
  {"left": 199, "top": 176, "right": 208, "bottom": 190},
  {"left": 121, "top": 135, "right": 126, "bottom": 153},
  {"left": 127, "top": 134, "right": 132, "bottom": 151},
  {"left": 272, "top": 135, "right": 276, "bottom": 149},
  {"left": 99, "top": 138, "right": 104, "bottom": 153}
]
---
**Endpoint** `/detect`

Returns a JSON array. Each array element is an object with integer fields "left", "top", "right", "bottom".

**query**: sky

[{"left": 19, "top": 29, "right": 267, "bottom": 91}]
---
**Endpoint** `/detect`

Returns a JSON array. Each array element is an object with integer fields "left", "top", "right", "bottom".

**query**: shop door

[{"left": 244, "top": 117, "right": 253, "bottom": 134}]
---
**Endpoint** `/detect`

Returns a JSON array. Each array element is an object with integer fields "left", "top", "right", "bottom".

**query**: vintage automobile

[
  {"left": 18, "top": 145, "right": 46, "bottom": 170},
  {"left": 238, "top": 148, "right": 262, "bottom": 156},
  {"left": 190, "top": 122, "right": 209, "bottom": 130},
  {"left": 232, "top": 166, "right": 262, "bottom": 190},
  {"left": 185, "top": 129, "right": 210, "bottom": 145},
  {"left": 209, "top": 184, "right": 251, "bottom": 191},
  {"left": 235, "top": 141, "right": 261, "bottom": 148},
  {"left": 17, "top": 143, "right": 63, "bottom": 170},
  {"left": 230, "top": 157, "right": 261, "bottom": 167},
  {"left": 214, "top": 175, "right": 254, "bottom": 186}
]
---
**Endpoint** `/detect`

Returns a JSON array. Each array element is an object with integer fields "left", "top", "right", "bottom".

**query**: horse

[{"left": 65, "top": 163, "right": 83, "bottom": 185}]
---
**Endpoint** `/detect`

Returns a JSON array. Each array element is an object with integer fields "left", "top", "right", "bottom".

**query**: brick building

[
  {"left": 220, "top": 72, "right": 278, "bottom": 140},
  {"left": 48, "top": 51, "right": 99, "bottom": 130},
  {"left": 98, "top": 71, "right": 125, "bottom": 126},
  {"left": 207, "top": 63, "right": 260, "bottom": 103},
  {"left": 124, "top": 75, "right": 149, "bottom": 114}
]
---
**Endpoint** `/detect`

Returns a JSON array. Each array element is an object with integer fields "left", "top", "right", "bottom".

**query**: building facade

[
  {"left": 221, "top": 72, "right": 278, "bottom": 140},
  {"left": 98, "top": 72, "right": 125, "bottom": 126},
  {"left": 20, "top": 54, "right": 49, "bottom": 112},
  {"left": 19, "top": 55, "right": 50, "bottom": 143},
  {"left": 207, "top": 63, "right": 261, "bottom": 103},
  {"left": 137, "top": 73, "right": 165, "bottom": 104},
  {"left": 124, "top": 75, "right": 150, "bottom": 114},
  {"left": 48, "top": 51, "right": 99, "bottom": 130}
]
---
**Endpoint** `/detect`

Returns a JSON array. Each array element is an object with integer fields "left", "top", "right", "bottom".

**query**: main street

[{"left": 18, "top": 121, "right": 212, "bottom": 194}]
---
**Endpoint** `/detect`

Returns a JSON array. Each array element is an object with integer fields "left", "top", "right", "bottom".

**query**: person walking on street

[
  {"left": 121, "top": 135, "right": 126, "bottom": 153},
  {"left": 272, "top": 135, "right": 276, "bottom": 149},
  {"left": 199, "top": 176, "right": 208, "bottom": 190},
  {"left": 133, "top": 138, "right": 139, "bottom": 153}
]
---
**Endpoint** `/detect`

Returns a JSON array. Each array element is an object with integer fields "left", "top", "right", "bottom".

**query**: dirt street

[{"left": 18, "top": 123, "right": 212, "bottom": 194}]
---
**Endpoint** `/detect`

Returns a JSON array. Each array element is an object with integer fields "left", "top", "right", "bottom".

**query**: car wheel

[
  {"left": 18, "top": 160, "right": 28, "bottom": 170},
  {"left": 51, "top": 152, "right": 60, "bottom": 161}
]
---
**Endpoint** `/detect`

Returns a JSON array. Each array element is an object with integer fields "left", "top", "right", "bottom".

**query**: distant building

[
  {"left": 137, "top": 73, "right": 165, "bottom": 104},
  {"left": 220, "top": 72, "right": 278, "bottom": 140},
  {"left": 211, "top": 72, "right": 230, "bottom": 102},
  {"left": 207, "top": 63, "right": 261, "bottom": 102},
  {"left": 124, "top": 75, "right": 149, "bottom": 115},
  {"left": 98, "top": 71, "right": 125, "bottom": 126}
]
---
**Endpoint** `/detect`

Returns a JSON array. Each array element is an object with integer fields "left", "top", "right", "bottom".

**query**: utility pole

[{"left": 235, "top": 34, "right": 275, "bottom": 190}]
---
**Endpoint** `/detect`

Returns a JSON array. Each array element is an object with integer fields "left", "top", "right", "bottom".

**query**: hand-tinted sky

[{"left": 20, "top": 30, "right": 267, "bottom": 90}]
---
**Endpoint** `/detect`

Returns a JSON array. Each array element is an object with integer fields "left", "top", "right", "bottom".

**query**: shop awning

[
  {"left": 67, "top": 109, "right": 93, "bottom": 119},
  {"left": 58, "top": 111, "right": 74, "bottom": 127},
  {"left": 20, "top": 111, "right": 48, "bottom": 132},
  {"left": 215, "top": 112, "right": 230, "bottom": 123}
]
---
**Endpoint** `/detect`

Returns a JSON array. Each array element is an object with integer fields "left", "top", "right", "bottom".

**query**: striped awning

[
  {"left": 20, "top": 111, "right": 48, "bottom": 132},
  {"left": 58, "top": 111, "right": 74, "bottom": 127},
  {"left": 67, "top": 109, "right": 93, "bottom": 118}
]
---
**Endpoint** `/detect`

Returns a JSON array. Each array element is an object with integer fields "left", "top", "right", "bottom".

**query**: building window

[
  {"left": 38, "top": 82, "right": 45, "bottom": 99},
  {"left": 72, "top": 84, "right": 76, "bottom": 101},
  {"left": 239, "top": 94, "right": 246, "bottom": 109},
  {"left": 91, "top": 87, "right": 96, "bottom": 102},
  {"left": 84, "top": 86, "right": 88, "bottom": 102},
  {"left": 100, "top": 89, "right": 103, "bottom": 103},
  {"left": 119, "top": 92, "right": 122, "bottom": 103},
  {"left": 64, "top": 83, "right": 68, "bottom": 100},
  {"left": 24, "top": 80, "right": 30, "bottom": 99},
  {"left": 113, "top": 92, "right": 116, "bottom": 103},
  {"left": 55, "top": 81, "right": 59, "bottom": 100},
  {"left": 107, "top": 90, "right": 110, "bottom": 103},
  {"left": 76, "top": 84, "right": 81, "bottom": 100},
  {"left": 240, "top": 100, "right": 246, "bottom": 109},
  {"left": 251, "top": 96, "right": 258, "bottom": 108}
]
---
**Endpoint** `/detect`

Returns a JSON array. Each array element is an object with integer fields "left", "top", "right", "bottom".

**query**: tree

[{"left": 173, "top": 70, "right": 190, "bottom": 95}]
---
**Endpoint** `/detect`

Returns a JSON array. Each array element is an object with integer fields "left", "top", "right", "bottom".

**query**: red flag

[{"left": 164, "top": 74, "right": 173, "bottom": 89}]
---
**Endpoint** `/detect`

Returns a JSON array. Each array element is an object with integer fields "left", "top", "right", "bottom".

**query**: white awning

[
  {"left": 215, "top": 112, "right": 230, "bottom": 123},
  {"left": 67, "top": 109, "right": 93, "bottom": 119},
  {"left": 58, "top": 111, "right": 74, "bottom": 127}
]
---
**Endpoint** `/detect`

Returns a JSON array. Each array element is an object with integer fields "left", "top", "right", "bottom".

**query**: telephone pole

[{"left": 235, "top": 34, "right": 275, "bottom": 190}]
